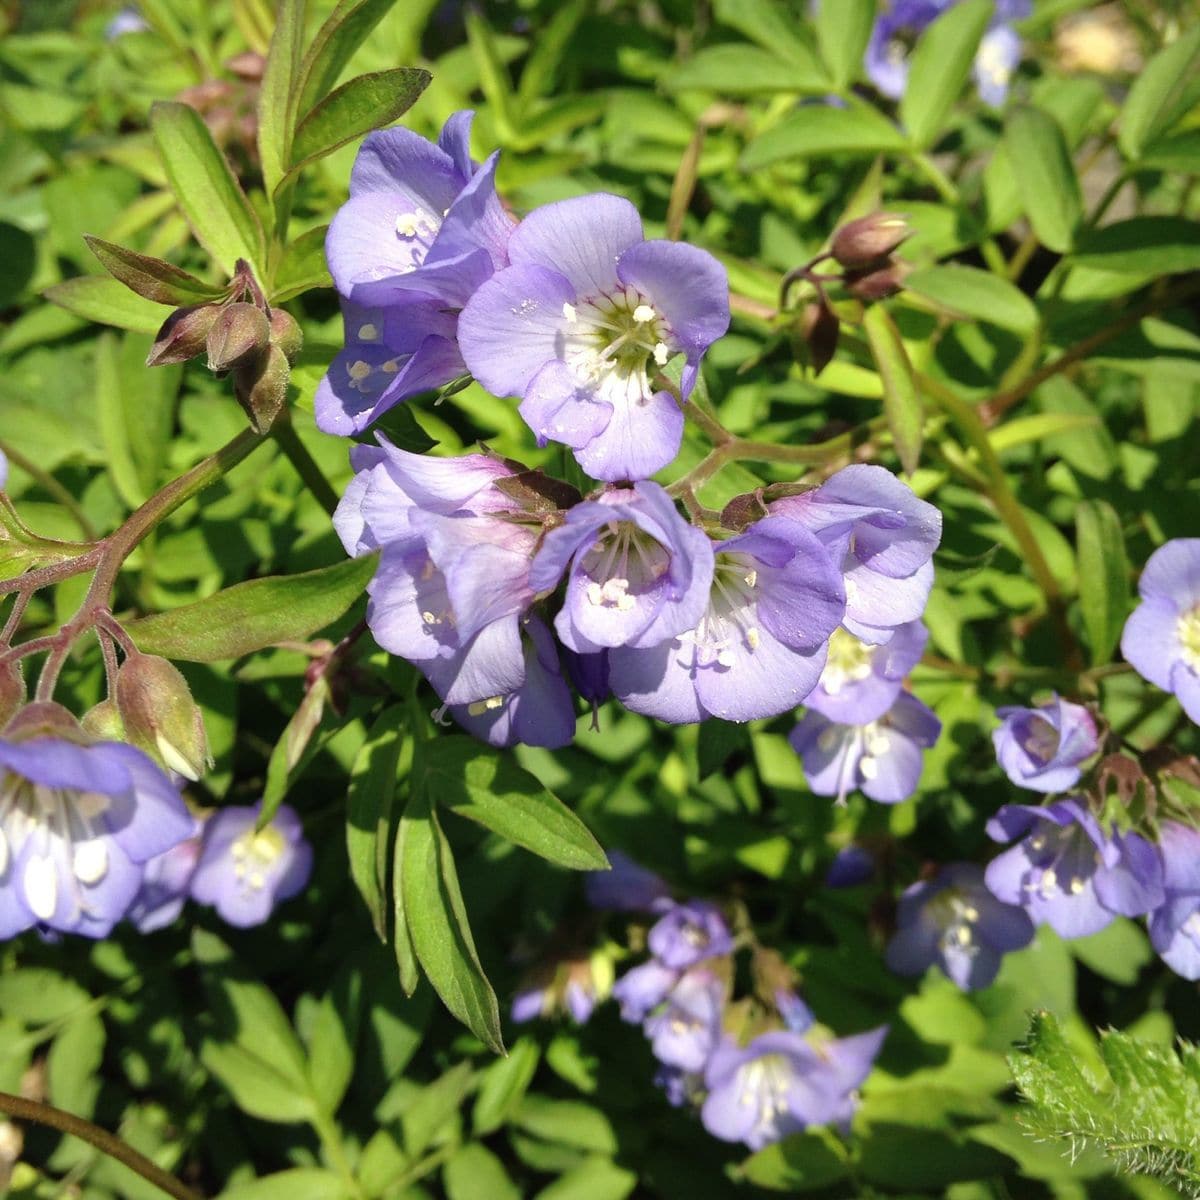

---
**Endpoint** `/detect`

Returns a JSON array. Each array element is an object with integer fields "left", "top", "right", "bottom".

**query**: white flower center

[
  {"left": 929, "top": 888, "right": 981, "bottom": 958},
  {"left": 738, "top": 1053, "right": 793, "bottom": 1141},
  {"left": 821, "top": 629, "right": 874, "bottom": 695},
  {"left": 392, "top": 210, "right": 440, "bottom": 273},
  {"left": 1178, "top": 604, "right": 1200, "bottom": 672},
  {"left": 580, "top": 521, "right": 670, "bottom": 609},
  {"left": 230, "top": 825, "right": 286, "bottom": 892}
]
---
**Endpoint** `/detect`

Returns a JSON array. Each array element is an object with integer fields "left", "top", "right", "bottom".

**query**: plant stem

[
  {"left": 272, "top": 418, "right": 341, "bottom": 516},
  {"left": 0, "top": 440, "right": 98, "bottom": 540},
  {"left": 0, "top": 1091, "right": 203, "bottom": 1200}
]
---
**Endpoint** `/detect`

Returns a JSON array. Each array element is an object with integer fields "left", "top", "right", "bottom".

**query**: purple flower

[
  {"left": 985, "top": 799, "right": 1164, "bottom": 939},
  {"left": 775, "top": 990, "right": 816, "bottom": 1033},
  {"left": 511, "top": 985, "right": 547, "bottom": 1023},
  {"left": 769, "top": 465, "right": 941, "bottom": 645},
  {"left": 0, "top": 706, "right": 194, "bottom": 940},
  {"left": 612, "top": 959, "right": 679, "bottom": 1023},
  {"left": 189, "top": 803, "right": 312, "bottom": 928},
  {"left": 993, "top": 696, "right": 1099, "bottom": 793},
  {"left": 106, "top": 6, "right": 150, "bottom": 38},
  {"left": 0, "top": 448, "right": 7, "bottom": 489},
  {"left": 973, "top": 23, "right": 1022, "bottom": 107},
  {"left": 584, "top": 850, "right": 672, "bottom": 912},
  {"left": 656, "top": 1065, "right": 703, "bottom": 1108},
  {"left": 701, "top": 1026, "right": 886, "bottom": 1148},
  {"left": 512, "top": 956, "right": 609, "bottom": 1024},
  {"left": 126, "top": 818, "right": 204, "bottom": 933},
  {"left": 825, "top": 845, "right": 876, "bottom": 888},
  {"left": 885, "top": 863, "right": 1034, "bottom": 990},
  {"left": 647, "top": 900, "right": 733, "bottom": 970},
  {"left": 326, "top": 111, "right": 513, "bottom": 310},
  {"left": 529, "top": 482, "right": 714, "bottom": 656},
  {"left": 807, "top": 620, "right": 928, "bottom": 725},
  {"left": 608, "top": 515, "right": 845, "bottom": 724},
  {"left": 1121, "top": 539, "right": 1200, "bottom": 725},
  {"left": 789, "top": 691, "right": 941, "bottom": 804},
  {"left": 1148, "top": 822, "right": 1200, "bottom": 979},
  {"left": 645, "top": 970, "right": 725, "bottom": 1071},
  {"left": 458, "top": 193, "right": 730, "bottom": 481}
]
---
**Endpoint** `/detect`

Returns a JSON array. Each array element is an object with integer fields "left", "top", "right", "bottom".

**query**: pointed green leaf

[
  {"left": 1119, "top": 27, "right": 1200, "bottom": 160},
  {"left": 904, "top": 263, "right": 1039, "bottom": 334},
  {"left": 43, "top": 274, "right": 171, "bottom": 334},
  {"left": 84, "top": 236, "right": 227, "bottom": 306},
  {"left": 741, "top": 104, "right": 905, "bottom": 170},
  {"left": 258, "top": 0, "right": 306, "bottom": 197},
  {"left": 815, "top": 0, "right": 875, "bottom": 88},
  {"left": 1004, "top": 106, "right": 1081, "bottom": 254},
  {"left": 297, "top": 0, "right": 398, "bottom": 116},
  {"left": 862, "top": 304, "right": 923, "bottom": 474},
  {"left": 1075, "top": 500, "right": 1129, "bottom": 666},
  {"left": 1071, "top": 217, "right": 1200, "bottom": 275},
  {"left": 272, "top": 224, "right": 332, "bottom": 301},
  {"left": 667, "top": 45, "right": 827, "bottom": 95},
  {"left": 713, "top": 0, "right": 824, "bottom": 74}
]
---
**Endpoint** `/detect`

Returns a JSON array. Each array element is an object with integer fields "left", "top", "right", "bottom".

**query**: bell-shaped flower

[
  {"left": 608, "top": 515, "right": 845, "bottom": 724},
  {"left": 612, "top": 959, "right": 680, "bottom": 1023},
  {"left": 647, "top": 899, "right": 733, "bottom": 969},
  {"left": 992, "top": 695, "right": 1099, "bottom": 793},
  {"left": 645, "top": 970, "right": 725, "bottom": 1072},
  {"left": 126, "top": 816, "right": 204, "bottom": 933},
  {"left": 0, "top": 704, "right": 194, "bottom": 939},
  {"left": 529, "top": 482, "right": 714, "bottom": 655},
  {"left": 1120, "top": 538, "right": 1200, "bottom": 725},
  {"left": 769, "top": 465, "right": 941, "bottom": 644},
  {"left": 789, "top": 691, "right": 941, "bottom": 804},
  {"left": 584, "top": 850, "right": 672, "bottom": 912},
  {"left": 458, "top": 193, "right": 730, "bottom": 481},
  {"left": 1148, "top": 821, "right": 1200, "bottom": 979},
  {"left": 984, "top": 799, "right": 1164, "bottom": 939},
  {"left": 189, "top": 802, "right": 312, "bottom": 928},
  {"left": 885, "top": 862, "right": 1034, "bottom": 990},
  {"left": 806, "top": 620, "right": 928, "bottom": 725}
]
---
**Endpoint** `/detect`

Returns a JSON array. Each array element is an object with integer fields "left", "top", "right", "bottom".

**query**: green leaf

[
  {"left": 306, "top": 974, "right": 361, "bottom": 1117},
  {"left": 296, "top": 0, "right": 399, "bottom": 117},
  {"left": 402, "top": 1060, "right": 475, "bottom": 1157},
  {"left": 150, "top": 102, "right": 266, "bottom": 276},
  {"left": 1075, "top": 499, "right": 1130, "bottom": 666},
  {"left": 514, "top": 1096, "right": 617, "bottom": 1154},
  {"left": 474, "top": 1037, "right": 541, "bottom": 1135},
  {"left": 258, "top": 0, "right": 306, "bottom": 198},
  {"left": 987, "top": 411, "right": 1099, "bottom": 455},
  {"left": 84, "top": 236, "right": 227, "bottom": 306},
  {"left": 1004, "top": 106, "right": 1082, "bottom": 254},
  {"left": 444, "top": 1143, "right": 521, "bottom": 1200},
  {"left": 346, "top": 707, "right": 405, "bottom": 940},
  {"left": 464, "top": 10, "right": 517, "bottom": 140},
  {"left": 815, "top": 0, "right": 874, "bottom": 88},
  {"left": 899, "top": 0, "right": 992, "bottom": 150},
  {"left": 217, "top": 1167, "right": 349, "bottom": 1200},
  {"left": 420, "top": 735, "right": 607, "bottom": 871},
  {"left": 666, "top": 44, "right": 826, "bottom": 94},
  {"left": 47, "top": 1011, "right": 105, "bottom": 1119},
  {"left": 712, "top": 0, "right": 824, "bottom": 74},
  {"left": 741, "top": 104, "right": 905, "bottom": 170},
  {"left": 1069, "top": 916, "right": 1151, "bottom": 985},
  {"left": 904, "top": 263, "right": 1039, "bottom": 334},
  {"left": 126, "top": 554, "right": 377, "bottom": 662},
  {"left": 737, "top": 1132, "right": 849, "bottom": 1191},
  {"left": 862, "top": 304, "right": 923, "bottom": 474},
  {"left": 202, "top": 1042, "right": 317, "bottom": 1124},
  {"left": 1137, "top": 129, "right": 1200, "bottom": 175},
  {"left": 272, "top": 224, "right": 332, "bottom": 302},
  {"left": 532, "top": 1156, "right": 636, "bottom": 1200},
  {"left": 1071, "top": 217, "right": 1200, "bottom": 275},
  {"left": 260, "top": 675, "right": 332, "bottom": 826},
  {"left": 289, "top": 68, "right": 432, "bottom": 175},
  {"left": 43, "top": 275, "right": 171, "bottom": 334},
  {"left": 516, "top": 0, "right": 588, "bottom": 104},
  {"left": 95, "top": 333, "right": 151, "bottom": 510},
  {"left": 0, "top": 969, "right": 89, "bottom": 1024},
  {"left": 399, "top": 786, "right": 504, "bottom": 1052},
  {"left": 1118, "top": 27, "right": 1200, "bottom": 160},
  {"left": 391, "top": 809, "right": 422, "bottom": 997}
]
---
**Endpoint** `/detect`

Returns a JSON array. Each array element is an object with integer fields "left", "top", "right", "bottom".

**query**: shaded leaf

[
  {"left": 862, "top": 304, "right": 923, "bottom": 474},
  {"left": 1004, "top": 106, "right": 1081, "bottom": 254},
  {"left": 1075, "top": 499, "right": 1129, "bottom": 666},
  {"left": 741, "top": 105, "right": 905, "bottom": 170}
]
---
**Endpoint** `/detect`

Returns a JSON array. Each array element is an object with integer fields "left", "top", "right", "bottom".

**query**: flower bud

[
  {"left": 795, "top": 301, "right": 839, "bottom": 374},
  {"left": 147, "top": 304, "right": 222, "bottom": 367},
  {"left": 720, "top": 490, "right": 768, "bottom": 532},
  {"left": 843, "top": 259, "right": 908, "bottom": 302},
  {"left": 206, "top": 302, "right": 271, "bottom": 373},
  {"left": 830, "top": 212, "right": 911, "bottom": 269},
  {"left": 81, "top": 698, "right": 126, "bottom": 742},
  {"left": 0, "top": 660, "right": 26, "bottom": 730},
  {"left": 268, "top": 308, "right": 303, "bottom": 365},
  {"left": 116, "top": 654, "right": 210, "bottom": 781},
  {"left": 234, "top": 344, "right": 291, "bottom": 432}
]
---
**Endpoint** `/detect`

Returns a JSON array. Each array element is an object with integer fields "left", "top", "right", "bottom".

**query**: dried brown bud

[
  {"left": 830, "top": 212, "right": 911, "bottom": 270},
  {"left": 206, "top": 301, "right": 271, "bottom": 373},
  {"left": 147, "top": 304, "right": 222, "bottom": 367},
  {"left": 234, "top": 344, "right": 291, "bottom": 432},
  {"left": 720, "top": 490, "right": 768, "bottom": 531},
  {"left": 225, "top": 50, "right": 267, "bottom": 81},
  {"left": 844, "top": 259, "right": 909, "bottom": 303},
  {"left": 116, "top": 654, "right": 209, "bottom": 781},
  {"left": 268, "top": 308, "right": 303, "bottom": 365},
  {"left": 796, "top": 301, "right": 840, "bottom": 374}
]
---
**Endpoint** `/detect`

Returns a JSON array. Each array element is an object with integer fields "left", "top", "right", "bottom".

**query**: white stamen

[
  {"left": 73, "top": 841, "right": 109, "bottom": 885},
  {"left": 358, "top": 323, "right": 379, "bottom": 341},
  {"left": 395, "top": 212, "right": 423, "bottom": 237},
  {"left": 859, "top": 756, "right": 878, "bottom": 780},
  {"left": 632, "top": 304, "right": 656, "bottom": 324},
  {"left": 348, "top": 360, "right": 372, "bottom": 382},
  {"left": 0, "top": 827, "right": 8, "bottom": 876},
  {"left": 24, "top": 856, "right": 58, "bottom": 920},
  {"left": 653, "top": 342, "right": 669, "bottom": 366},
  {"left": 867, "top": 734, "right": 891, "bottom": 756},
  {"left": 746, "top": 627, "right": 760, "bottom": 650},
  {"left": 562, "top": 302, "right": 578, "bottom": 323}
]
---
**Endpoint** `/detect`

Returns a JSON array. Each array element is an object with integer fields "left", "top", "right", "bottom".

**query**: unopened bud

[
  {"left": 206, "top": 302, "right": 270, "bottom": 373},
  {"left": 116, "top": 654, "right": 210, "bottom": 781},
  {"left": 81, "top": 699, "right": 126, "bottom": 742},
  {"left": 796, "top": 301, "right": 840, "bottom": 374},
  {"left": 844, "top": 260, "right": 908, "bottom": 302},
  {"left": 147, "top": 304, "right": 222, "bottom": 367},
  {"left": 268, "top": 308, "right": 303, "bottom": 365},
  {"left": 830, "top": 212, "right": 911, "bottom": 270},
  {"left": 0, "top": 660, "right": 26, "bottom": 729},
  {"left": 720, "top": 490, "right": 768, "bottom": 532},
  {"left": 234, "top": 345, "right": 291, "bottom": 432}
]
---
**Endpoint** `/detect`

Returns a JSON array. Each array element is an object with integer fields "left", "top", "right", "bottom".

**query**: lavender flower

[
  {"left": 0, "top": 448, "right": 7, "bottom": 490},
  {"left": 1147, "top": 821, "right": 1200, "bottom": 980},
  {"left": 993, "top": 696, "right": 1099, "bottom": 793},
  {"left": 458, "top": 193, "right": 730, "bottom": 480},
  {"left": 529, "top": 482, "right": 714, "bottom": 656},
  {"left": 608, "top": 515, "right": 846, "bottom": 724},
  {"left": 106, "top": 6, "right": 150, "bottom": 37},
  {"left": 701, "top": 1026, "right": 886, "bottom": 1148},
  {"left": 824, "top": 845, "right": 876, "bottom": 888},
  {"left": 806, "top": 620, "right": 928, "bottom": 725},
  {"left": 985, "top": 799, "right": 1164, "bottom": 939},
  {"left": 612, "top": 959, "right": 679, "bottom": 1023},
  {"left": 1121, "top": 539, "right": 1200, "bottom": 725},
  {"left": 885, "top": 863, "right": 1034, "bottom": 990},
  {"left": 647, "top": 900, "right": 734, "bottom": 969},
  {"left": 0, "top": 705, "right": 193, "bottom": 940},
  {"left": 511, "top": 955, "right": 609, "bottom": 1024},
  {"left": 645, "top": 970, "right": 725, "bottom": 1071},
  {"left": 789, "top": 691, "right": 941, "bottom": 804},
  {"left": 126, "top": 818, "right": 204, "bottom": 933},
  {"left": 584, "top": 850, "right": 672, "bottom": 912},
  {"left": 769, "top": 465, "right": 941, "bottom": 645},
  {"left": 189, "top": 803, "right": 312, "bottom": 928}
]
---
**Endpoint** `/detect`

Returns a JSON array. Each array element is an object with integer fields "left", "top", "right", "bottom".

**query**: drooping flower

[
  {"left": 608, "top": 515, "right": 845, "bottom": 724},
  {"left": 126, "top": 817, "right": 204, "bottom": 933},
  {"left": 189, "top": 802, "right": 312, "bottom": 928},
  {"left": 645, "top": 970, "right": 725, "bottom": 1072},
  {"left": 1120, "top": 539, "right": 1200, "bottom": 725},
  {"left": 984, "top": 799, "right": 1164, "bottom": 939},
  {"left": 0, "top": 704, "right": 194, "bottom": 940},
  {"left": 885, "top": 862, "right": 1034, "bottom": 990},
  {"left": 769, "top": 465, "right": 941, "bottom": 645},
  {"left": 789, "top": 691, "right": 941, "bottom": 804},
  {"left": 806, "top": 620, "right": 928, "bottom": 725},
  {"left": 824, "top": 845, "right": 876, "bottom": 888},
  {"left": 458, "top": 193, "right": 730, "bottom": 480},
  {"left": 529, "top": 482, "right": 714, "bottom": 656},
  {"left": 585, "top": 850, "right": 672, "bottom": 912},
  {"left": 646, "top": 900, "right": 734, "bottom": 970},
  {"left": 612, "top": 958, "right": 680, "bottom": 1023},
  {"left": 992, "top": 696, "right": 1099, "bottom": 793},
  {"left": 511, "top": 952, "right": 612, "bottom": 1024},
  {"left": 1147, "top": 822, "right": 1200, "bottom": 979},
  {"left": 700, "top": 1026, "right": 886, "bottom": 1149}
]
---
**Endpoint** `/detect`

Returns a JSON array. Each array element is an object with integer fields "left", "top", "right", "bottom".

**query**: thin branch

[
  {"left": 0, "top": 440, "right": 98, "bottom": 540},
  {"left": 272, "top": 418, "right": 340, "bottom": 517}
]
